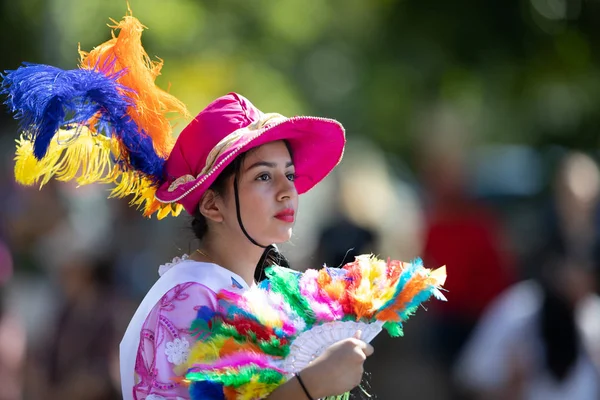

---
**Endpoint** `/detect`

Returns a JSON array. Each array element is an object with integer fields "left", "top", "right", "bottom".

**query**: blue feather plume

[{"left": 1, "top": 62, "right": 165, "bottom": 181}]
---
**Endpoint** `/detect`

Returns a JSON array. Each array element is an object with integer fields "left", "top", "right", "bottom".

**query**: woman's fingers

[
  {"left": 361, "top": 342, "right": 374, "bottom": 357},
  {"left": 351, "top": 330, "right": 374, "bottom": 357}
]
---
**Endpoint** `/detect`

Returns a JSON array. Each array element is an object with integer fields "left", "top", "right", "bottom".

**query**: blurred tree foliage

[{"left": 1, "top": 0, "right": 599, "bottom": 158}]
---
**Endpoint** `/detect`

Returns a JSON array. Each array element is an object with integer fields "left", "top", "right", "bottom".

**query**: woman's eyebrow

[{"left": 246, "top": 160, "right": 294, "bottom": 170}]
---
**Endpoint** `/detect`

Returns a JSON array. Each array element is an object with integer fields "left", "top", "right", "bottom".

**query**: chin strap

[
  {"left": 255, "top": 244, "right": 291, "bottom": 282},
  {"left": 233, "top": 173, "right": 291, "bottom": 282},
  {"left": 233, "top": 175, "right": 268, "bottom": 248}
]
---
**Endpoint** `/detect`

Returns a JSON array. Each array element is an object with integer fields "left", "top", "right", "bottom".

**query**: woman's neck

[{"left": 195, "top": 231, "right": 265, "bottom": 287}]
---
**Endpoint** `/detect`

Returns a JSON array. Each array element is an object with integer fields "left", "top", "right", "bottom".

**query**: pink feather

[
  {"left": 188, "top": 351, "right": 284, "bottom": 373},
  {"left": 299, "top": 269, "right": 344, "bottom": 321}
]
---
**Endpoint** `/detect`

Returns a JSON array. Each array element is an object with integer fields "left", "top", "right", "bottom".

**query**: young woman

[
  {"left": 119, "top": 93, "right": 375, "bottom": 400},
  {"left": 1, "top": 13, "right": 373, "bottom": 400}
]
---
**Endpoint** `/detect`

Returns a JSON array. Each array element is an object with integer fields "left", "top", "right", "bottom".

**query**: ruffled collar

[{"left": 158, "top": 254, "right": 190, "bottom": 276}]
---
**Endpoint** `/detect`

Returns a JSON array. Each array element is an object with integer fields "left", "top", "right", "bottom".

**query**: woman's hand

[{"left": 298, "top": 331, "right": 374, "bottom": 399}]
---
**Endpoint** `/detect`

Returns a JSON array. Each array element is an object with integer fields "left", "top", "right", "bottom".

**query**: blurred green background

[{"left": 4, "top": 0, "right": 600, "bottom": 154}]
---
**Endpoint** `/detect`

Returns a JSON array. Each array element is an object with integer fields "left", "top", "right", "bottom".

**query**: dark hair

[
  {"left": 190, "top": 141, "right": 293, "bottom": 281},
  {"left": 537, "top": 251, "right": 584, "bottom": 382},
  {"left": 539, "top": 281, "right": 579, "bottom": 382},
  {"left": 191, "top": 153, "right": 246, "bottom": 240}
]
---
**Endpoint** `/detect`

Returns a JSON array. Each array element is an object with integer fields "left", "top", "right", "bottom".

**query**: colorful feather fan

[
  {"left": 0, "top": 9, "right": 189, "bottom": 219},
  {"left": 184, "top": 255, "right": 447, "bottom": 400}
]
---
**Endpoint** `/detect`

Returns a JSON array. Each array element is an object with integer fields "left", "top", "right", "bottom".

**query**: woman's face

[{"left": 220, "top": 141, "right": 298, "bottom": 245}]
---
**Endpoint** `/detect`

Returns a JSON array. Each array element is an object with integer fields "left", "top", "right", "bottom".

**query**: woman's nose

[{"left": 277, "top": 176, "right": 297, "bottom": 201}]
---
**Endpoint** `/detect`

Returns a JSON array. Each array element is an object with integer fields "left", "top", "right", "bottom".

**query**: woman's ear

[{"left": 199, "top": 190, "right": 224, "bottom": 223}]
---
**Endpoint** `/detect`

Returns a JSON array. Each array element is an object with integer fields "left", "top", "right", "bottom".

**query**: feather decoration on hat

[
  {"left": 1, "top": 8, "right": 188, "bottom": 219},
  {"left": 184, "top": 255, "right": 447, "bottom": 400}
]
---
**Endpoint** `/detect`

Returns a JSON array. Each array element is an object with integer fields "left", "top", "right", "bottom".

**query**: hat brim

[{"left": 155, "top": 116, "right": 345, "bottom": 214}]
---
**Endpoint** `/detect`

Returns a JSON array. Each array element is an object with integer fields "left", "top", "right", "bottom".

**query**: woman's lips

[{"left": 275, "top": 209, "right": 295, "bottom": 223}]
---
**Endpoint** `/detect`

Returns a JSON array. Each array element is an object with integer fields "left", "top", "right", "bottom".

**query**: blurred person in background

[
  {"left": 453, "top": 151, "right": 600, "bottom": 400},
  {"left": 0, "top": 239, "right": 26, "bottom": 400},
  {"left": 540, "top": 151, "right": 600, "bottom": 290},
  {"left": 417, "top": 109, "right": 515, "bottom": 369},
  {"left": 314, "top": 177, "right": 378, "bottom": 269},
  {"left": 42, "top": 254, "right": 121, "bottom": 400},
  {"left": 0, "top": 289, "right": 26, "bottom": 400},
  {"left": 454, "top": 254, "right": 600, "bottom": 400},
  {"left": 314, "top": 208, "right": 378, "bottom": 268},
  {"left": 312, "top": 138, "right": 423, "bottom": 270}
]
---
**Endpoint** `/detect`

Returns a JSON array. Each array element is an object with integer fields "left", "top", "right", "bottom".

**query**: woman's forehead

[{"left": 243, "top": 141, "right": 293, "bottom": 165}]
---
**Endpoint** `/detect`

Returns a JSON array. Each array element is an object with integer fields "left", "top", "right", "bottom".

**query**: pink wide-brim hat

[{"left": 155, "top": 92, "right": 346, "bottom": 214}]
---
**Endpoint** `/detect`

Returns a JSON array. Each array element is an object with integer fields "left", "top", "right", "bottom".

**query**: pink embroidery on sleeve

[{"left": 133, "top": 282, "right": 217, "bottom": 400}]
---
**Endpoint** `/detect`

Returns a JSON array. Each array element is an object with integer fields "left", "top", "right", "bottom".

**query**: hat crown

[{"left": 166, "top": 93, "right": 261, "bottom": 179}]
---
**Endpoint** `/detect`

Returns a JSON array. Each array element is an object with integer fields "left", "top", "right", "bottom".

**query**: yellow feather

[
  {"left": 187, "top": 337, "right": 225, "bottom": 367},
  {"left": 13, "top": 129, "right": 115, "bottom": 187},
  {"left": 14, "top": 136, "right": 54, "bottom": 186},
  {"left": 170, "top": 203, "right": 184, "bottom": 217},
  {"left": 156, "top": 203, "right": 172, "bottom": 220},
  {"left": 351, "top": 255, "right": 391, "bottom": 317},
  {"left": 14, "top": 128, "right": 182, "bottom": 219},
  {"left": 109, "top": 170, "right": 140, "bottom": 198}
]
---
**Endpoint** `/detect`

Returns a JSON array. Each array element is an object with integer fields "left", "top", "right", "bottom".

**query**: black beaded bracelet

[{"left": 295, "top": 373, "right": 315, "bottom": 400}]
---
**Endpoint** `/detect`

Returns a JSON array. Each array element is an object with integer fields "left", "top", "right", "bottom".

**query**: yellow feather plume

[
  {"left": 14, "top": 128, "right": 182, "bottom": 219},
  {"left": 14, "top": 128, "right": 117, "bottom": 188}
]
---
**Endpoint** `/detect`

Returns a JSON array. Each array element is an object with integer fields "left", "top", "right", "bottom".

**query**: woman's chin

[{"left": 271, "top": 228, "right": 293, "bottom": 244}]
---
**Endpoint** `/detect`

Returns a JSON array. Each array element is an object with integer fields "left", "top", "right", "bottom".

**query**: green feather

[
  {"left": 187, "top": 365, "right": 285, "bottom": 387},
  {"left": 257, "top": 337, "right": 290, "bottom": 357},
  {"left": 258, "top": 368, "right": 286, "bottom": 383},
  {"left": 264, "top": 266, "right": 316, "bottom": 325},
  {"left": 383, "top": 321, "right": 404, "bottom": 337}
]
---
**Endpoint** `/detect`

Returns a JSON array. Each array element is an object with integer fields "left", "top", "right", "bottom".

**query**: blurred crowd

[{"left": 0, "top": 103, "right": 599, "bottom": 400}]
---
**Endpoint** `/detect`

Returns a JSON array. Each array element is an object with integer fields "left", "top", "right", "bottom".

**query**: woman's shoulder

[
  {"left": 126, "top": 253, "right": 251, "bottom": 329},
  {"left": 155, "top": 254, "right": 233, "bottom": 292},
  {"left": 125, "top": 256, "right": 225, "bottom": 331},
  {"left": 156, "top": 254, "right": 251, "bottom": 294}
]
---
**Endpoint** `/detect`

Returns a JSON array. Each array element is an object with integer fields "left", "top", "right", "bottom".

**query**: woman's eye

[
  {"left": 257, "top": 173, "right": 271, "bottom": 181},
  {"left": 286, "top": 173, "right": 296, "bottom": 181}
]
